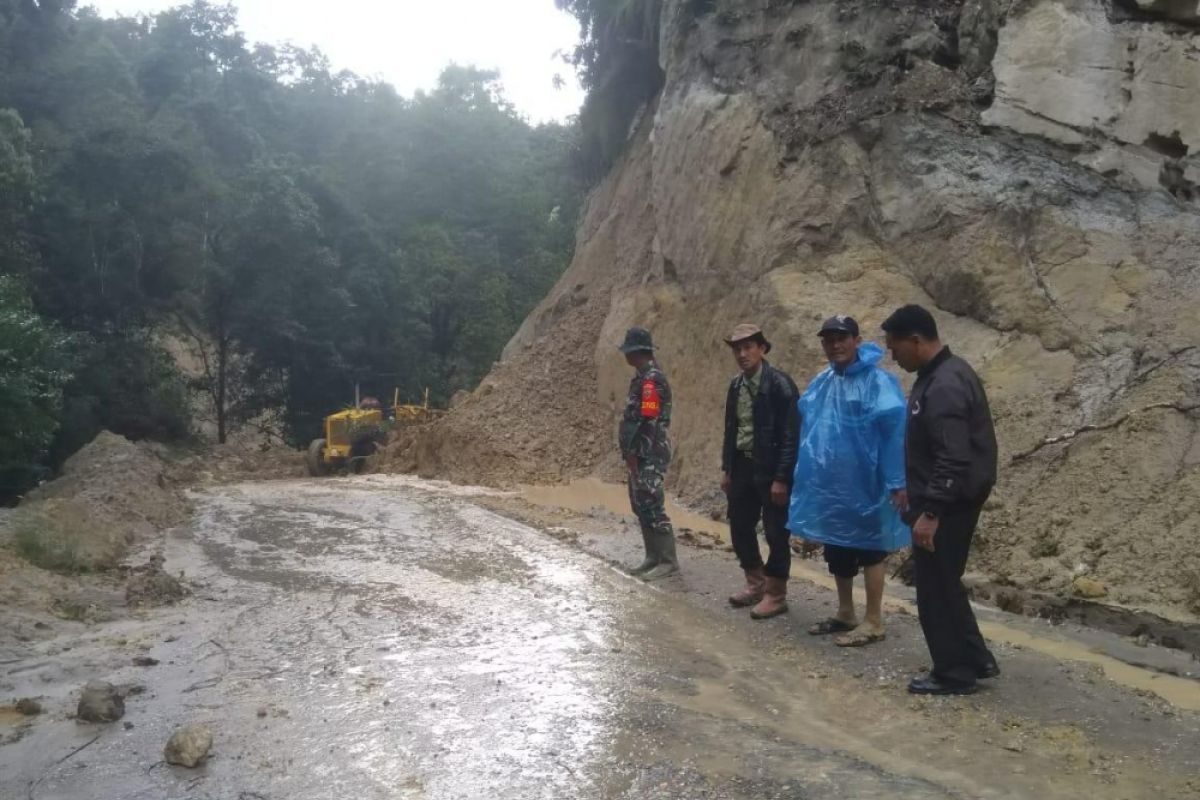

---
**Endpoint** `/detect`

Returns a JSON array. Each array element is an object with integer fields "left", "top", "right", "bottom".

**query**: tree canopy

[
  {"left": 0, "top": 0, "right": 584, "bottom": 499},
  {"left": 555, "top": 0, "right": 665, "bottom": 177}
]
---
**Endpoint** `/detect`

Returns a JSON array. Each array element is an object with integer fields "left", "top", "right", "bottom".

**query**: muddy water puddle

[
  {"left": 521, "top": 479, "right": 1200, "bottom": 713},
  {"left": 2, "top": 477, "right": 1197, "bottom": 799},
  {"left": 0, "top": 706, "right": 29, "bottom": 727}
]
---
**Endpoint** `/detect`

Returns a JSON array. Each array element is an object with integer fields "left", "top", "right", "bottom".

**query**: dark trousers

[
  {"left": 913, "top": 505, "right": 995, "bottom": 685},
  {"left": 728, "top": 453, "right": 791, "bottom": 579}
]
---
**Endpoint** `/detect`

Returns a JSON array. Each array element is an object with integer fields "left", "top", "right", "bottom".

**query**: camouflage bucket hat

[{"left": 618, "top": 327, "right": 657, "bottom": 354}]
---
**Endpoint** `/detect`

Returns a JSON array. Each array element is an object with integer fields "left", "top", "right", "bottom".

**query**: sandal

[
  {"left": 807, "top": 618, "right": 856, "bottom": 636},
  {"left": 835, "top": 628, "right": 886, "bottom": 647}
]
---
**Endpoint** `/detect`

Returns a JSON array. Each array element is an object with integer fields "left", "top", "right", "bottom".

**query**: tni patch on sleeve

[{"left": 640, "top": 379, "right": 661, "bottom": 418}]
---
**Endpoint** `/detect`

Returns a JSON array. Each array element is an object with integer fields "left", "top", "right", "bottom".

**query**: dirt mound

[
  {"left": 377, "top": 326, "right": 614, "bottom": 487},
  {"left": 171, "top": 441, "right": 307, "bottom": 485},
  {"left": 6, "top": 432, "right": 188, "bottom": 573}
]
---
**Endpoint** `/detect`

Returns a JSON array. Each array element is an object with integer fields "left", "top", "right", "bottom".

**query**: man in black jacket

[
  {"left": 882, "top": 305, "right": 1000, "bottom": 695},
  {"left": 721, "top": 324, "right": 800, "bottom": 619}
]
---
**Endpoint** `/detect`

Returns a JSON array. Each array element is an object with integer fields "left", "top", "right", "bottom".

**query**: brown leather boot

[
  {"left": 751, "top": 576, "right": 788, "bottom": 619},
  {"left": 728, "top": 567, "right": 766, "bottom": 607}
]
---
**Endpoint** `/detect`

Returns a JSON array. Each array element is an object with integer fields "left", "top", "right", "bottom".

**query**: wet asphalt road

[{"left": 4, "top": 478, "right": 1195, "bottom": 799}]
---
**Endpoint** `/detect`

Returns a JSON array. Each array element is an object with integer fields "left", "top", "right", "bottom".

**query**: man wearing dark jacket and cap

[
  {"left": 721, "top": 324, "right": 800, "bottom": 619},
  {"left": 882, "top": 305, "right": 1000, "bottom": 695}
]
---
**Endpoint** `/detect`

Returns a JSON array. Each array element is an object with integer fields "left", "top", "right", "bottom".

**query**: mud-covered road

[{"left": 3, "top": 478, "right": 1199, "bottom": 799}]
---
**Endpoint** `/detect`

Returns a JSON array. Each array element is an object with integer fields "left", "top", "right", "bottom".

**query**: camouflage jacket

[{"left": 618, "top": 360, "right": 673, "bottom": 461}]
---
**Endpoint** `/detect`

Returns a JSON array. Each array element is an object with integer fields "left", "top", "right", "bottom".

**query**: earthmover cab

[
  {"left": 305, "top": 387, "right": 442, "bottom": 477},
  {"left": 305, "top": 407, "right": 386, "bottom": 477}
]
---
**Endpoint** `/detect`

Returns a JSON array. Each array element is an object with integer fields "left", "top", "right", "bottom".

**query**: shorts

[{"left": 824, "top": 544, "right": 888, "bottom": 578}]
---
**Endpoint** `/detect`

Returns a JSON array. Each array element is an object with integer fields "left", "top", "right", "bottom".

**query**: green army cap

[{"left": 618, "top": 327, "right": 657, "bottom": 354}]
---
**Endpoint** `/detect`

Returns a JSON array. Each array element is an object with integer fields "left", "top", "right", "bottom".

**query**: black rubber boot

[
  {"left": 628, "top": 525, "right": 659, "bottom": 575},
  {"left": 641, "top": 528, "right": 679, "bottom": 580}
]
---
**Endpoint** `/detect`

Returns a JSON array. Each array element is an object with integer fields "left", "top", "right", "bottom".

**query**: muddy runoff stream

[{"left": 3, "top": 478, "right": 1198, "bottom": 798}]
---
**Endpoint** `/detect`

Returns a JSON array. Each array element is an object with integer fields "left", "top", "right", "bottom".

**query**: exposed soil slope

[{"left": 389, "top": 0, "right": 1200, "bottom": 617}]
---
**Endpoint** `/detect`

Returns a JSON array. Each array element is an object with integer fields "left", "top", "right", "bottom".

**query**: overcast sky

[{"left": 85, "top": 0, "right": 586, "bottom": 122}]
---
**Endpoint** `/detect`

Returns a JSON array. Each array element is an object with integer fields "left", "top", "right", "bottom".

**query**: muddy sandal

[
  {"left": 807, "top": 618, "right": 856, "bottom": 636},
  {"left": 835, "top": 628, "right": 886, "bottom": 647}
]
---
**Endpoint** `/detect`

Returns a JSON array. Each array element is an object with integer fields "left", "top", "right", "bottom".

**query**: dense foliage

[
  {"left": 0, "top": 276, "right": 74, "bottom": 496},
  {"left": 556, "top": 0, "right": 664, "bottom": 178},
  {"left": 0, "top": 0, "right": 583, "bottom": 497}
]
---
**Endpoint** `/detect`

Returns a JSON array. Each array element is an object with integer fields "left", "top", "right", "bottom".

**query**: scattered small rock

[
  {"left": 77, "top": 681, "right": 125, "bottom": 723},
  {"left": 132, "top": 656, "right": 160, "bottom": 667},
  {"left": 15, "top": 698, "right": 42, "bottom": 716},
  {"left": 124, "top": 721, "right": 135, "bottom": 730},
  {"left": 1159, "top": 634, "right": 1183, "bottom": 650},
  {"left": 1072, "top": 576, "right": 1108, "bottom": 599},
  {"left": 126, "top": 555, "right": 188, "bottom": 607},
  {"left": 164, "top": 724, "right": 214, "bottom": 767},
  {"left": 51, "top": 597, "right": 113, "bottom": 624},
  {"left": 256, "top": 707, "right": 269, "bottom": 718},
  {"left": 994, "top": 587, "right": 1026, "bottom": 614}
]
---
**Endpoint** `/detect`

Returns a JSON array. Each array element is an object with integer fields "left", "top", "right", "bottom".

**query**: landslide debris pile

[
  {"left": 391, "top": 0, "right": 1200, "bottom": 617},
  {"left": 5, "top": 431, "right": 188, "bottom": 572},
  {"left": 171, "top": 441, "right": 307, "bottom": 485}
]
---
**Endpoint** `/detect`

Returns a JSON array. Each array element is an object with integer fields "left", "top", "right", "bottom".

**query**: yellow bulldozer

[{"left": 305, "top": 388, "right": 441, "bottom": 477}]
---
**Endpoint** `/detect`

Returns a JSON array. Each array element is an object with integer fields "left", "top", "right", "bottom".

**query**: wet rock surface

[
  {"left": 163, "top": 723, "right": 213, "bottom": 767},
  {"left": 14, "top": 699, "right": 41, "bottom": 716},
  {"left": 76, "top": 681, "right": 125, "bottom": 723},
  {"left": 1, "top": 478, "right": 1198, "bottom": 799}
]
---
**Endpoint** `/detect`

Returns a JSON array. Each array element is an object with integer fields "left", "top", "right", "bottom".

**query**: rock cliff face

[{"left": 400, "top": 0, "right": 1200, "bottom": 616}]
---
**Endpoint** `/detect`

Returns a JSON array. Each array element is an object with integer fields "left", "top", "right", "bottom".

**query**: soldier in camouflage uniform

[{"left": 617, "top": 327, "right": 679, "bottom": 580}]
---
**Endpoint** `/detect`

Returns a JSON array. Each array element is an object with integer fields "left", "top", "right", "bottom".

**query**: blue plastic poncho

[{"left": 787, "top": 342, "right": 908, "bottom": 552}]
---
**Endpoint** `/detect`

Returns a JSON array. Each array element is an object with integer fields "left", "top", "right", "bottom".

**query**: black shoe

[
  {"left": 907, "top": 675, "right": 978, "bottom": 696},
  {"left": 977, "top": 661, "right": 1001, "bottom": 680}
]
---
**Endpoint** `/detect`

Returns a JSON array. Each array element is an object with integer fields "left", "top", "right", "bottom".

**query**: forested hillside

[{"left": 0, "top": 0, "right": 584, "bottom": 499}]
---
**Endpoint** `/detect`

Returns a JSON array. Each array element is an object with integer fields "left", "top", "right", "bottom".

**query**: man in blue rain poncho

[{"left": 788, "top": 316, "right": 908, "bottom": 647}]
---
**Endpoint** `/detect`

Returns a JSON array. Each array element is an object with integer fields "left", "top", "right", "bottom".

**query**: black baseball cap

[{"left": 818, "top": 315, "right": 860, "bottom": 337}]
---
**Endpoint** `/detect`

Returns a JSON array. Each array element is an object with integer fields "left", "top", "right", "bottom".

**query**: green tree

[
  {"left": 50, "top": 329, "right": 191, "bottom": 468},
  {"left": 555, "top": 0, "right": 664, "bottom": 177},
  {"left": 0, "top": 1, "right": 584, "bottom": 474},
  {"left": 0, "top": 277, "right": 74, "bottom": 496},
  {"left": 0, "top": 108, "right": 37, "bottom": 275}
]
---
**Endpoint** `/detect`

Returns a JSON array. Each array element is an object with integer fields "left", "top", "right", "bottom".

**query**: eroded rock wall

[{"left": 401, "top": 0, "right": 1200, "bottom": 616}]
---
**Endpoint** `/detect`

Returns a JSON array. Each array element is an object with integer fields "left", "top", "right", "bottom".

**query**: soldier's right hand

[{"left": 720, "top": 472, "right": 731, "bottom": 496}]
